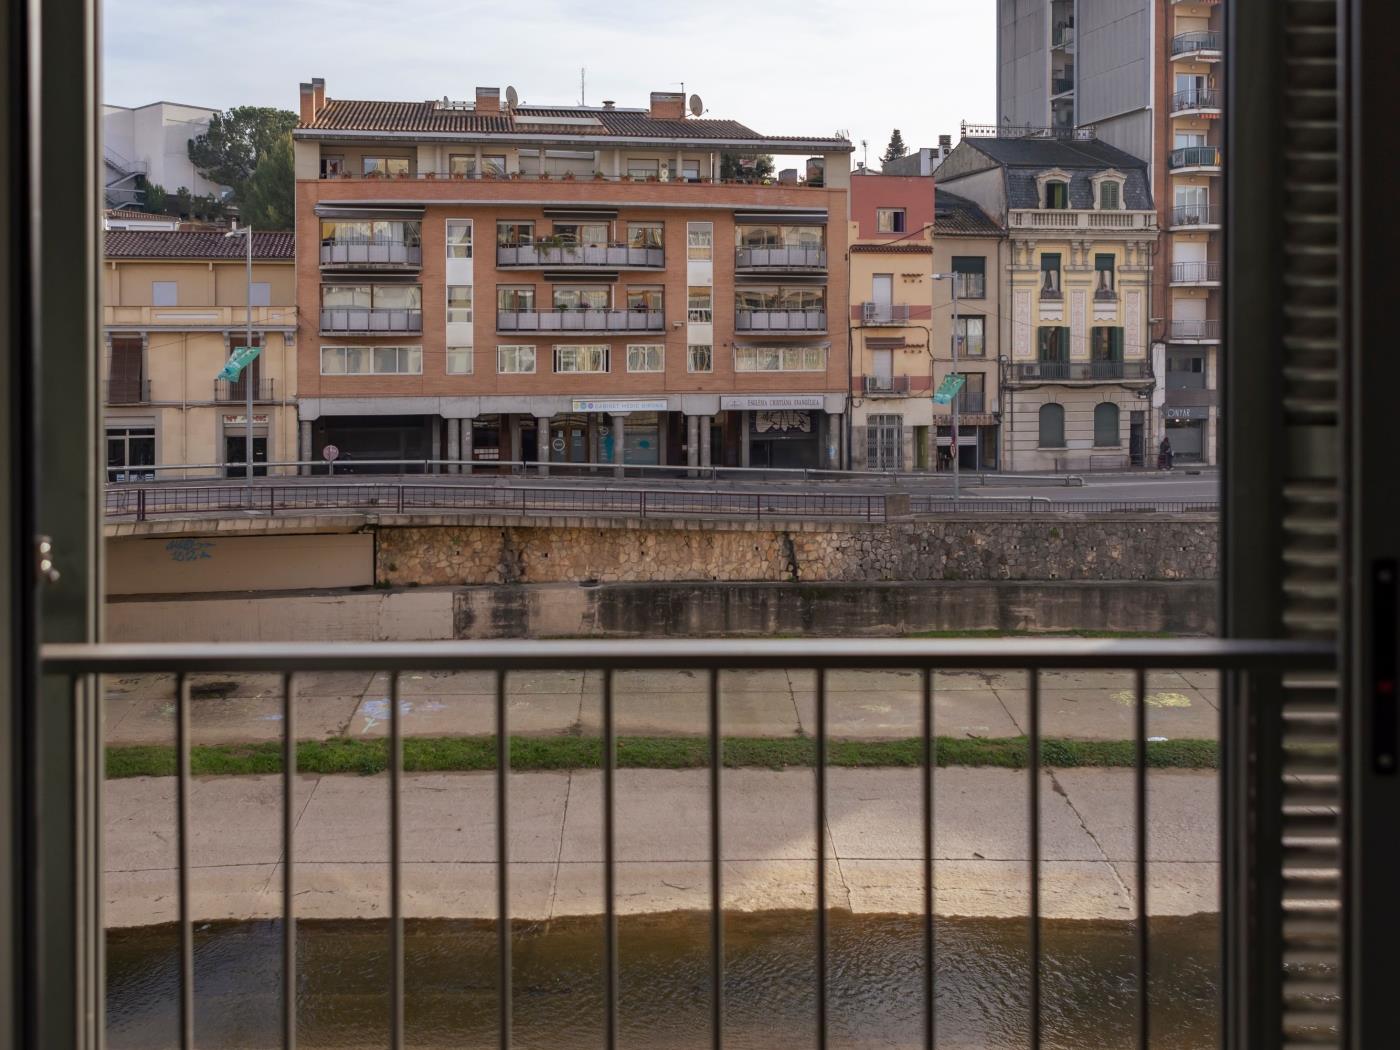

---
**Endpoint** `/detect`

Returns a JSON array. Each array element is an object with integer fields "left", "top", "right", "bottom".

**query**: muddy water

[{"left": 107, "top": 911, "right": 1218, "bottom": 1050}]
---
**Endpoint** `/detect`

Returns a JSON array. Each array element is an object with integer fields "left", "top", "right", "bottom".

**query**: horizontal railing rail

[
  {"left": 319, "top": 239, "right": 423, "bottom": 267},
  {"left": 734, "top": 245, "right": 828, "bottom": 270},
  {"left": 1008, "top": 360, "right": 1153, "bottom": 381},
  {"left": 859, "top": 302, "right": 911, "bottom": 324},
  {"left": 1168, "top": 319, "right": 1222, "bottom": 340},
  {"left": 497, "top": 308, "right": 664, "bottom": 332},
  {"left": 1171, "top": 30, "right": 1222, "bottom": 54},
  {"left": 317, "top": 170, "right": 828, "bottom": 189},
  {"left": 1169, "top": 145, "right": 1223, "bottom": 169},
  {"left": 319, "top": 307, "right": 423, "bottom": 333},
  {"left": 1171, "top": 260, "right": 1223, "bottom": 283},
  {"left": 911, "top": 496, "right": 1219, "bottom": 514},
  {"left": 496, "top": 243, "right": 665, "bottom": 268},
  {"left": 214, "top": 378, "right": 276, "bottom": 402},
  {"left": 734, "top": 308, "right": 827, "bottom": 332},
  {"left": 862, "top": 374, "right": 911, "bottom": 395},
  {"left": 1169, "top": 204, "right": 1222, "bottom": 227},
  {"left": 1171, "top": 88, "right": 1222, "bottom": 112}
]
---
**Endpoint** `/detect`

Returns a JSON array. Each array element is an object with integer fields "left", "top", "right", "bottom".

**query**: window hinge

[{"left": 35, "top": 535, "right": 60, "bottom": 585}]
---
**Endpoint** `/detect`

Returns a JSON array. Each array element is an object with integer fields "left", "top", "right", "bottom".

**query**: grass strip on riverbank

[{"left": 105, "top": 734, "right": 1218, "bottom": 779}]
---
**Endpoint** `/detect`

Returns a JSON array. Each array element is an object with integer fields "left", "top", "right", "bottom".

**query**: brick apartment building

[{"left": 292, "top": 79, "right": 853, "bottom": 471}]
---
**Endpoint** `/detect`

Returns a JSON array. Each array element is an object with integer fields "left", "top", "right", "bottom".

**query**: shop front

[
  {"left": 721, "top": 394, "right": 829, "bottom": 470},
  {"left": 568, "top": 398, "right": 669, "bottom": 466},
  {"left": 222, "top": 413, "right": 270, "bottom": 477},
  {"left": 313, "top": 414, "right": 434, "bottom": 473},
  {"left": 1164, "top": 405, "right": 1208, "bottom": 462}
]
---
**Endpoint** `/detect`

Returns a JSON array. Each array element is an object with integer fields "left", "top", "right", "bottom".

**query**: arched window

[
  {"left": 1039, "top": 403, "right": 1065, "bottom": 448},
  {"left": 1094, "top": 402, "right": 1121, "bottom": 447}
]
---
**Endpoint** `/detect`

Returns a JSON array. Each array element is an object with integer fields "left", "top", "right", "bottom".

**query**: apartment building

[
  {"left": 102, "top": 101, "right": 231, "bottom": 208},
  {"left": 102, "top": 231, "right": 298, "bottom": 479},
  {"left": 292, "top": 79, "right": 853, "bottom": 471},
  {"left": 935, "top": 133, "right": 1157, "bottom": 472},
  {"left": 996, "top": 0, "right": 1224, "bottom": 463}
]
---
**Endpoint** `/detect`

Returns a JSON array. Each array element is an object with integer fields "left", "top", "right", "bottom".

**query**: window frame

[
  {"left": 734, "top": 345, "right": 828, "bottom": 372},
  {"left": 446, "top": 347, "right": 475, "bottom": 375},
  {"left": 687, "top": 222, "right": 713, "bottom": 260},
  {"left": 950, "top": 257, "right": 987, "bottom": 299},
  {"left": 875, "top": 208, "right": 907, "bottom": 234},
  {"left": 1093, "top": 401, "right": 1122, "bottom": 447},
  {"left": 319, "top": 345, "right": 423, "bottom": 376},
  {"left": 687, "top": 286, "right": 713, "bottom": 323},
  {"left": 445, "top": 219, "right": 474, "bottom": 259},
  {"left": 496, "top": 344, "right": 537, "bottom": 374},
  {"left": 151, "top": 281, "right": 178, "bottom": 307},
  {"left": 954, "top": 315, "right": 987, "bottom": 357},
  {"left": 446, "top": 285, "right": 474, "bottom": 324},
  {"left": 553, "top": 344, "right": 610, "bottom": 374},
  {"left": 625, "top": 343, "right": 665, "bottom": 373},
  {"left": 1038, "top": 402, "right": 1066, "bottom": 448}
]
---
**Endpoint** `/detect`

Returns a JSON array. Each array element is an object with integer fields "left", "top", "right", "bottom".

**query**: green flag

[
  {"left": 218, "top": 344, "right": 262, "bottom": 382},
  {"left": 932, "top": 373, "right": 967, "bottom": 405}
]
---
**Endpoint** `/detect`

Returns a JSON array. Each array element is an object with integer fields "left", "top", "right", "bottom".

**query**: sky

[{"left": 102, "top": 0, "right": 995, "bottom": 168}]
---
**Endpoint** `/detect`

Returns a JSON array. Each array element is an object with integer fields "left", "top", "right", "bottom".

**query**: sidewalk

[{"left": 104, "top": 766, "right": 1218, "bottom": 928}]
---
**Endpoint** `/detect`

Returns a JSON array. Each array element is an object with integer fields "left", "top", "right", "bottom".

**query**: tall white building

[{"left": 103, "top": 102, "right": 232, "bottom": 207}]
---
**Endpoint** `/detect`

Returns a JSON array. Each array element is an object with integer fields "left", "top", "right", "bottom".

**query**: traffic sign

[
  {"left": 217, "top": 344, "right": 262, "bottom": 381},
  {"left": 322, "top": 445, "right": 340, "bottom": 462},
  {"left": 932, "top": 373, "right": 967, "bottom": 405}
]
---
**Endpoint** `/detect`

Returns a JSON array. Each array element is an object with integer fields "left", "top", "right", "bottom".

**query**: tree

[
  {"left": 719, "top": 153, "right": 775, "bottom": 184},
  {"left": 188, "top": 106, "right": 299, "bottom": 197},
  {"left": 137, "top": 176, "right": 167, "bottom": 213},
  {"left": 239, "top": 133, "right": 295, "bottom": 230},
  {"left": 882, "top": 130, "right": 909, "bottom": 166}
]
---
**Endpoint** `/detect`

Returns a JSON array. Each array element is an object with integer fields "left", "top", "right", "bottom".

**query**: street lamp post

[
  {"left": 931, "top": 272, "right": 961, "bottom": 501},
  {"left": 224, "top": 226, "right": 255, "bottom": 482}
]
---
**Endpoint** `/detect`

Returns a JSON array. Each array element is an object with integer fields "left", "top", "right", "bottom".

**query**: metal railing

[
  {"left": 317, "top": 169, "right": 832, "bottom": 189},
  {"left": 1169, "top": 146, "right": 1223, "bottom": 170},
  {"left": 103, "top": 378, "right": 150, "bottom": 405},
  {"left": 735, "top": 308, "right": 827, "bottom": 332},
  {"left": 214, "top": 378, "right": 276, "bottom": 402},
  {"left": 1169, "top": 204, "right": 1222, "bottom": 227},
  {"left": 734, "top": 245, "right": 828, "bottom": 270},
  {"left": 1171, "top": 88, "right": 1223, "bottom": 112},
  {"left": 1171, "top": 30, "right": 1222, "bottom": 54},
  {"left": 955, "top": 389, "right": 986, "bottom": 413},
  {"left": 1009, "top": 210, "right": 1156, "bottom": 230},
  {"left": 42, "top": 636, "right": 1333, "bottom": 1050},
  {"left": 496, "top": 308, "right": 665, "bottom": 332},
  {"left": 910, "top": 495, "right": 1219, "bottom": 514},
  {"left": 1052, "top": 21, "right": 1074, "bottom": 47},
  {"left": 319, "top": 239, "right": 423, "bottom": 268},
  {"left": 319, "top": 307, "right": 423, "bottom": 334},
  {"left": 1168, "top": 319, "right": 1223, "bottom": 341},
  {"left": 495, "top": 243, "right": 665, "bottom": 268},
  {"left": 1008, "top": 360, "right": 1153, "bottom": 382},
  {"left": 1171, "top": 260, "right": 1223, "bottom": 284},
  {"left": 862, "top": 374, "right": 911, "bottom": 395},
  {"left": 1052, "top": 75, "right": 1075, "bottom": 95},
  {"left": 860, "top": 302, "right": 911, "bottom": 324}
]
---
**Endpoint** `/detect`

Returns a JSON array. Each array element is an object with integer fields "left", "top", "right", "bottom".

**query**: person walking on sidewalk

[{"left": 1158, "top": 435, "right": 1174, "bottom": 471}]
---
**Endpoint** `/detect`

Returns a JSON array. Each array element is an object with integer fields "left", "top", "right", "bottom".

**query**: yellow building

[
  {"left": 102, "top": 230, "right": 297, "bottom": 478},
  {"left": 936, "top": 132, "right": 1158, "bottom": 471}
]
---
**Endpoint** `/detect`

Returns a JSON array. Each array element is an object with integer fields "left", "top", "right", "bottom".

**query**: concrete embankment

[{"left": 105, "top": 767, "right": 1217, "bottom": 928}]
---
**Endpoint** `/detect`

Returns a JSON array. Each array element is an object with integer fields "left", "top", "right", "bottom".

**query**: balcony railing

[
  {"left": 1052, "top": 75, "right": 1075, "bottom": 96},
  {"left": 104, "top": 378, "right": 150, "bottom": 405},
  {"left": 215, "top": 378, "right": 277, "bottom": 402},
  {"left": 735, "top": 245, "right": 828, "bottom": 271},
  {"left": 1169, "top": 146, "right": 1223, "bottom": 170},
  {"left": 862, "top": 374, "right": 911, "bottom": 395},
  {"left": 735, "top": 309, "right": 827, "bottom": 332},
  {"left": 42, "top": 636, "right": 1333, "bottom": 1050},
  {"left": 1171, "top": 88, "right": 1222, "bottom": 113},
  {"left": 317, "top": 169, "right": 833, "bottom": 190},
  {"left": 1169, "top": 204, "right": 1223, "bottom": 228},
  {"left": 1008, "top": 360, "right": 1153, "bottom": 382},
  {"left": 104, "top": 305, "right": 297, "bottom": 328},
  {"left": 1171, "top": 260, "right": 1222, "bottom": 284},
  {"left": 496, "top": 308, "right": 664, "bottom": 332},
  {"left": 1052, "top": 21, "right": 1075, "bottom": 47},
  {"left": 861, "top": 302, "right": 911, "bottom": 325},
  {"left": 1168, "top": 319, "right": 1222, "bottom": 341},
  {"left": 319, "top": 308, "right": 423, "bottom": 334},
  {"left": 319, "top": 239, "right": 422, "bottom": 269},
  {"left": 953, "top": 389, "right": 987, "bottom": 413},
  {"left": 1008, "top": 209, "right": 1156, "bottom": 230},
  {"left": 496, "top": 243, "right": 665, "bottom": 269},
  {"left": 1171, "top": 30, "right": 1223, "bottom": 55}
]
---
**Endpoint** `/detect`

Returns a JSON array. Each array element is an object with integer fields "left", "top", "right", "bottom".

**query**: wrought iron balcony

[
  {"left": 735, "top": 309, "right": 827, "bottom": 333},
  {"left": 1171, "top": 30, "right": 1223, "bottom": 56},
  {"left": 1168, "top": 319, "right": 1222, "bottom": 342},
  {"left": 496, "top": 243, "right": 665, "bottom": 269},
  {"left": 319, "top": 238, "right": 422, "bottom": 269},
  {"left": 1171, "top": 88, "right": 1223, "bottom": 113},
  {"left": 1169, "top": 146, "right": 1223, "bottom": 171},
  {"left": 215, "top": 378, "right": 277, "bottom": 402},
  {"left": 735, "top": 245, "right": 828, "bottom": 271},
  {"left": 860, "top": 302, "right": 911, "bottom": 325},
  {"left": 1052, "top": 75, "right": 1075, "bottom": 96},
  {"left": 862, "top": 374, "right": 911, "bottom": 395},
  {"left": 1007, "top": 360, "right": 1153, "bottom": 383},
  {"left": 955, "top": 389, "right": 987, "bottom": 413},
  {"left": 496, "top": 308, "right": 664, "bottom": 333},
  {"left": 319, "top": 308, "right": 423, "bottom": 334},
  {"left": 1169, "top": 205, "right": 1223, "bottom": 229},
  {"left": 1171, "top": 260, "right": 1222, "bottom": 285}
]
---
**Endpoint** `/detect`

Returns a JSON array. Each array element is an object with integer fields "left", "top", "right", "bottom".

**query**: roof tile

[{"left": 103, "top": 230, "right": 295, "bottom": 260}]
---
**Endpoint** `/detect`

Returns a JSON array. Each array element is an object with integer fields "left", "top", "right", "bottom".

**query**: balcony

[
  {"left": 1051, "top": 75, "right": 1075, "bottom": 97},
  {"left": 734, "top": 245, "right": 828, "bottom": 271},
  {"left": 319, "top": 308, "right": 423, "bottom": 335},
  {"left": 860, "top": 302, "right": 911, "bottom": 325},
  {"left": 496, "top": 243, "right": 665, "bottom": 269},
  {"left": 1171, "top": 88, "right": 1223, "bottom": 115},
  {"left": 1169, "top": 204, "right": 1223, "bottom": 230},
  {"left": 735, "top": 309, "right": 827, "bottom": 333},
  {"left": 1169, "top": 146, "right": 1223, "bottom": 173},
  {"left": 104, "top": 378, "right": 150, "bottom": 405},
  {"left": 215, "top": 378, "right": 277, "bottom": 402},
  {"left": 862, "top": 374, "right": 911, "bottom": 396},
  {"left": 1007, "top": 360, "right": 1153, "bottom": 383},
  {"left": 103, "top": 305, "right": 297, "bottom": 329},
  {"left": 1170, "top": 260, "right": 1222, "bottom": 286},
  {"left": 1008, "top": 209, "right": 1156, "bottom": 231},
  {"left": 1052, "top": 21, "right": 1075, "bottom": 49},
  {"left": 1171, "top": 30, "right": 1223, "bottom": 60},
  {"left": 319, "top": 238, "right": 421, "bottom": 270},
  {"left": 496, "top": 308, "right": 664, "bottom": 333},
  {"left": 1168, "top": 319, "right": 1222, "bottom": 343}
]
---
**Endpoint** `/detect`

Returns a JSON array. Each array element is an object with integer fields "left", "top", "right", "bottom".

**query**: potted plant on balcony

[{"left": 562, "top": 171, "right": 576, "bottom": 182}]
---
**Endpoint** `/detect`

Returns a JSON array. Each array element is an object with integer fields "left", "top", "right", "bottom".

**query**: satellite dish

[
  {"left": 689, "top": 94, "right": 704, "bottom": 117},
  {"left": 505, "top": 85, "right": 519, "bottom": 109}
]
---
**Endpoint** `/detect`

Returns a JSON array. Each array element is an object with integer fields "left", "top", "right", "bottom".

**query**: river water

[{"left": 107, "top": 911, "right": 1218, "bottom": 1049}]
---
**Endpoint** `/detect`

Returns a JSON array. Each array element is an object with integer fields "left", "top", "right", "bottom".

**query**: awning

[
  {"left": 733, "top": 210, "right": 828, "bottom": 225},
  {"left": 542, "top": 207, "right": 621, "bottom": 220},
  {"left": 314, "top": 204, "right": 426, "bottom": 220}
]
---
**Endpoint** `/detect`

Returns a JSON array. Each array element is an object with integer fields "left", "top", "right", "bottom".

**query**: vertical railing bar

[
  {"left": 389, "top": 671, "right": 404, "bottom": 1050},
  {"left": 709, "top": 667, "right": 724, "bottom": 1050},
  {"left": 815, "top": 667, "right": 828, "bottom": 1050},
  {"left": 1134, "top": 666, "right": 1149, "bottom": 1050},
  {"left": 282, "top": 671, "right": 297, "bottom": 1050},
  {"left": 176, "top": 672, "right": 194, "bottom": 1050},
  {"left": 496, "top": 668, "right": 512, "bottom": 1050},
  {"left": 603, "top": 667, "right": 618, "bottom": 1050},
  {"left": 1029, "top": 668, "right": 1041, "bottom": 1050},
  {"left": 922, "top": 666, "right": 935, "bottom": 1050}
]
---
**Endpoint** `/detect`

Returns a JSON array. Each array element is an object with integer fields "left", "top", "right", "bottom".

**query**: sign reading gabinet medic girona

[
  {"left": 720, "top": 395, "right": 824, "bottom": 411},
  {"left": 571, "top": 398, "right": 669, "bottom": 413}
]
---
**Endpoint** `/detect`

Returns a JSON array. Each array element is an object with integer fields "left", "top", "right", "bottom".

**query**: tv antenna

[
  {"left": 689, "top": 93, "right": 704, "bottom": 117},
  {"left": 505, "top": 85, "right": 519, "bottom": 110},
  {"left": 580, "top": 67, "right": 586, "bottom": 106},
  {"left": 861, "top": 139, "right": 868, "bottom": 168}
]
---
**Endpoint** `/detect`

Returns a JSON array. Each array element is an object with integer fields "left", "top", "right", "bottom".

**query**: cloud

[{"left": 101, "top": 0, "right": 994, "bottom": 163}]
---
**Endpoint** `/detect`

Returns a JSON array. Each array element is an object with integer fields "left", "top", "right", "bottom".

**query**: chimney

[
  {"left": 649, "top": 91, "right": 685, "bottom": 120},
  {"left": 602, "top": 99, "right": 616, "bottom": 109},
  {"left": 938, "top": 134, "right": 951, "bottom": 150},
  {"left": 475, "top": 87, "right": 501, "bottom": 114},
  {"left": 312, "top": 77, "right": 326, "bottom": 115},
  {"left": 299, "top": 81, "right": 316, "bottom": 123}
]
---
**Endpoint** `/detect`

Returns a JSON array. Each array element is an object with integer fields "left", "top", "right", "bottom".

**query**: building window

[
  {"left": 497, "top": 221, "right": 534, "bottom": 246},
  {"left": 151, "top": 281, "right": 177, "bottom": 306},
  {"left": 956, "top": 372, "right": 986, "bottom": 413},
  {"left": 554, "top": 222, "right": 609, "bottom": 247},
  {"left": 249, "top": 282, "right": 271, "bottom": 307},
  {"left": 446, "top": 348, "right": 474, "bottom": 375},
  {"left": 1038, "top": 326, "right": 1070, "bottom": 363},
  {"left": 951, "top": 257, "right": 986, "bottom": 299},
  {"left": 627, "top": 222, "right": 664, "bottom": 249},
  {"left": 875, "top": 208, "right": 907, "bottom": 233},
  {"left": 688, "top": 344, "right": 713, "bottom": 373},
  {"left": 554, "top": 345, "right": 609, "bottom": 373},
  {"left": 1094, "top": 254, "right": 1116, "bottom": 298},
  {"left": 687, "top": 286, "right": 712, "bottom": 323},
  {"left": 735, "top": 287, "right": 826, "bottom": 313},
  {"left": 626, "top": 344, "right": 664, "bottom": 372},
  {"left": 320, "top": 155, "right": 343, "bottom": 178},
  {"left": 1098, "top": 181, "right": 1122, "bottom": 210},
  {"left": 687, "top": 222, "right": 713, "bottom": 260},
  {"left": 734, "top": 345, "right": 827, "bottom": 372},
  {"left": 1038, "top": 403, "right": 1066, "bottom": 448},
  {"left": 497, "top": 345, "right": 536, "bottom": 374},
  {"left": 1094, "top": 402, "right": 1121, "bottom": 446},
  {"left": 554, "top": 286, "right": 610, "bottom": 311},
  {"left": 362, "top": 156, "right": 411, "bottom": 176},
  {"left": 481, "top": 155, "right": 507, "bottom": 177},
  {"left": 320, "top": 346, "right": 422, "bottom": 375},
  {"left": 446, "top": 220, "right": 473, "bottom": 258},
  {"left": 626, "top": 287, "right": 663, "bottom": 312},
  {"left": 447, "top": 286, "right": 473, "bottom": 323},
  {"left": 497, "top": 286, "right": 536, "bottom": 312},
  {"left": 320, "top": 284, "right": 422, "bottom": 312},
  {"left": 628, "top": 158, "right": 660, "bottom": 180},
  {"left": 867, "top": 414, "right": 903, "bottom": 471},
  {"left": 106, "top": 336, "right": 145, "bottom": 402},
  {"left": 106, "top": 425, "right": 155, "bottom": 482},
  {"left": 1039, "top": 254, "right": 1062, "bottom": 298},
  {"left": 954, "top": 316, "right": 986, "bottom": 357},
  {"left": 1044, "top": 181, "right": 1069, "bottom": 209},
  {"left": 448, "top": 155, "right": 476, "bottom": 177},
  {"left": 680, "top": 159, "right": 702, "bottom": 183},
  {"left": 1091, "top": 326, "right": 1125, "bottom": 362},
  {"left": 736, "top": 224, "right": 824, "bottom": 249}
]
